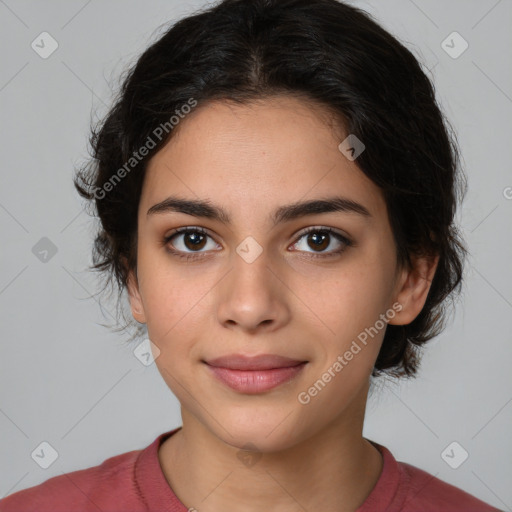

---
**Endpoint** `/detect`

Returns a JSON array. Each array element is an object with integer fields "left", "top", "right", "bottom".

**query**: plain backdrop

[{"left": 0, "top": 0, "right": 511, "bottom": 509}]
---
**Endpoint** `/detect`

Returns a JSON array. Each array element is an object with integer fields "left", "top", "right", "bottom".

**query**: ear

[
  {"left": 125, "top": 262, "right": 147, "bottom": 324},
  {"left": 388, "top": 252, "right": 439, "bottom": 326}
]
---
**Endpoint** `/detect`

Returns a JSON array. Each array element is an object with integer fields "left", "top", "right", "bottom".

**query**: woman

[{"left": 0, "top": 0, "right": 501, "bottom": 510}]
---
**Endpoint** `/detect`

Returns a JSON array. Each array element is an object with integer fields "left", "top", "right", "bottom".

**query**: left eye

[{"left": 290, "top": 228, "right": 352, "bottom": 256}]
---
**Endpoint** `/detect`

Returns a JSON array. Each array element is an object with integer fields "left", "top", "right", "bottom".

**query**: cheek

[
  {"left": 292, "top": 263, "right": 392, "bottom": 340},
  {"left": 142, "top": 276, "right": 208, "bottom": 347},
  {"left": 136, "top": 240, "right": 216, "bottom": 339}
]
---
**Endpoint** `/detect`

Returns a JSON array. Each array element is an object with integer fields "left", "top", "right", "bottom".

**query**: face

[{"left": 127, "top": 96, "right": 434, "bottom": 452}]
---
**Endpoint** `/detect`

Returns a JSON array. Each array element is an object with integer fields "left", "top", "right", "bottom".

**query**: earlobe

[
  {"left": 126, "top": 267, "right": 147, "bottom": 324},
  {"left": 388, "top": 253, "right": 439, "bottom": 326}
]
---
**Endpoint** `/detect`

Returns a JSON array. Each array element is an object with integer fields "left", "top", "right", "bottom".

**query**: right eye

[{"left": 164, "top": 227, "right": 221, "bottom": 260}]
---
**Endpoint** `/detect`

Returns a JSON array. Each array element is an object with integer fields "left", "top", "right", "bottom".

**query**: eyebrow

[{"left": 146, "top": 195, "right": 371, "bottom": 225}]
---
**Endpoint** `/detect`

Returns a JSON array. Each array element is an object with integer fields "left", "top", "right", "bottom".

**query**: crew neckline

[{"left": 134, "top": 427, "right": 403, "bottom": 511}]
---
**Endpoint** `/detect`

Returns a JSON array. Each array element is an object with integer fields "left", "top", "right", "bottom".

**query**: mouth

[{"left": 203, "top": 354, "right": 308, "bottom": 394}]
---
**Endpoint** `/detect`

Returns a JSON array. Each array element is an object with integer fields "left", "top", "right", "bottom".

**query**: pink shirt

[{"left": 0, "top": 428, "right": 501, "bottom": 511}]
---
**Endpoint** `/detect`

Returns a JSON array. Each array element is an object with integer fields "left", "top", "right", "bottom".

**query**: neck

[{"left": 158, "top": 385, "right": 383, "bottom": 512}]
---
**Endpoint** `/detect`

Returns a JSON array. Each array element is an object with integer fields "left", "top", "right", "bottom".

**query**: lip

[
  {"left": 204, "top": 354, "right": 307, "bottom": 394},
  {"left": 206, "top": 354, "right": 305, "bottom": 370}
]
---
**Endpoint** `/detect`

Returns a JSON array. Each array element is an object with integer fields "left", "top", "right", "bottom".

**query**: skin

[{"left": 126, "top": 95, "right": 438, "bottom": 512}]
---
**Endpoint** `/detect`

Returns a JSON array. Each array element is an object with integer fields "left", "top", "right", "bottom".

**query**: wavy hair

[{"left": 74, "top": 0, "right": 467, "bottom": 378}]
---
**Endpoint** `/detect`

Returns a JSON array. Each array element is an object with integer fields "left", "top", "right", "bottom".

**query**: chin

[{"left": 205, "top": 406, "right": 313, "bottom": 454}]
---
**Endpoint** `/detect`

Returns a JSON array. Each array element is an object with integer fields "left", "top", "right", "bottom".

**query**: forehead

[{"left": 140, "top": 96, "right": 386, "bottom": 223}]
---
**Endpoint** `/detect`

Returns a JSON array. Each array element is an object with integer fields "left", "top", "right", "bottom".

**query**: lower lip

[{"left": 206, "top": 363, "right": 306, "bottom": 394}]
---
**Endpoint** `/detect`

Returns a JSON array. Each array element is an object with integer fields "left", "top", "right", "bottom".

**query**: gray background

[{"left": 0, "top": 0, "right": 511, "bottom": 509}]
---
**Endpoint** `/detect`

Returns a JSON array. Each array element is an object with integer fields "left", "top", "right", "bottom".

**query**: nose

[{"left": 216, "top": 248, "right": 291, "bottom": 334}]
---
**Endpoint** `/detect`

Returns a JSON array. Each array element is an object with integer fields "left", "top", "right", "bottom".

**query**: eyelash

[{"left": 163, "top": 226, "right": 354, "bottom": 261}]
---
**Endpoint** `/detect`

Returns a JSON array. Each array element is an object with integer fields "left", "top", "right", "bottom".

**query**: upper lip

[{"left": 204, "top": 354, "right": 307, "bottom": 370}]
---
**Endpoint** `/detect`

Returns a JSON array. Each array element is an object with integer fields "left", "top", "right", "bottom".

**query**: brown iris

[
  {"left": 183, "top": 231, "right": 207, "bottom": 251},
  {"left": 307, "top": 231, "right": 329, "bottom": 251}
]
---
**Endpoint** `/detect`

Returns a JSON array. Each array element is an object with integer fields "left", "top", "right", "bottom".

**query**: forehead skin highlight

[{"left": 140, "top": 97, "right": 388, "bottom": 235}]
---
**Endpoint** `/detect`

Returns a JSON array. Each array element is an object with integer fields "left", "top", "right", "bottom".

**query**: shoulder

[
  {"left": 362, "top": 441, "right": 502, "bottom": 512},
  {"left": 398, "top": 460, "right": 502, "bottom": 512},
  {"left": 0, "top": 448, "right": 142, "bottom": 512}
]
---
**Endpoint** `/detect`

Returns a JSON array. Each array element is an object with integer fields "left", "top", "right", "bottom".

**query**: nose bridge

[
  {"left": 215, "top": 236, "right": 290, "bottom": 331},
  {"left": 229, "top": 237, "right": 276, "bottom": 300}
]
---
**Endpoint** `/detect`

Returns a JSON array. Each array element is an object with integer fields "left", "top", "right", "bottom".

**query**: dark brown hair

[{"left": 74, "top": 0, "right": 467, "bottom": 378}]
